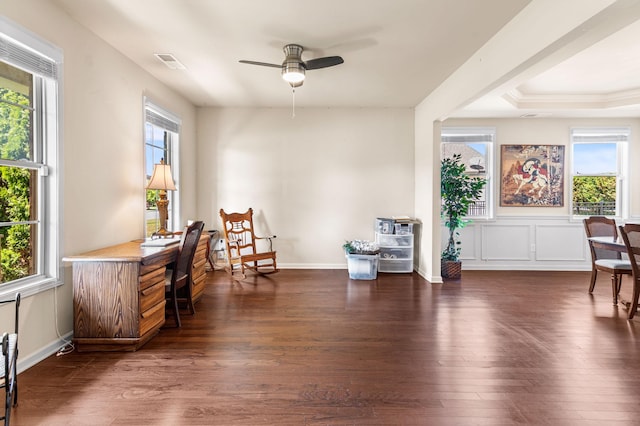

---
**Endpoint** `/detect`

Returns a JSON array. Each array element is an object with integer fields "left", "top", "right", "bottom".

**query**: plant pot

[{"left": 441, "top": 260, "right": 461, "bottom": 280}]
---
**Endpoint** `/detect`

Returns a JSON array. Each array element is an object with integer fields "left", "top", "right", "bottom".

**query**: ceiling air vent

[
  {"left": 520, "top": 113, "right": 552, "bottom": 118},
  {"left": 154, "top": 53, "right": 186, "bottom": 70}
]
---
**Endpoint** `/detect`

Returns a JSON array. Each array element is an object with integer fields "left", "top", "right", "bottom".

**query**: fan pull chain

[{"left": 291, "top": 87, "right": 296, "bottom": 118}]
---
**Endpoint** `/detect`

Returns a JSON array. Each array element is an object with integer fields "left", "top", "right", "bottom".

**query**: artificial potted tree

[{"left": 441, "top": 153, "right": 486, "bottom": 279}]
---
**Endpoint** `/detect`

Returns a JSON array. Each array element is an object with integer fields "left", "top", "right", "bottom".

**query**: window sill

[{"left": 0, "top": 275, "right": 63, "bottom": 300}]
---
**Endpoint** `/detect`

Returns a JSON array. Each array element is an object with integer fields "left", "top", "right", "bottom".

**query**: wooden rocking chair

[{"left": 219, "top": 208, "right": 278, "bottom": 279}]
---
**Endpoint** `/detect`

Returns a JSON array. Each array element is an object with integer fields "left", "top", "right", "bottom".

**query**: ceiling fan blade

[
  {"left": 239, "top": 60, "right": 282, "bottom": 68},
  {"left": 304, "top": 56, "right": 344, "bottom": 70}
]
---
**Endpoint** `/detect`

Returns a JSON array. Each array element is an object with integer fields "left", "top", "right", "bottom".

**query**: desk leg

[
  {"left": 206, "top": 238, "right": 214, "bottom": 270},
  {"left": 206, "top": 230, "right": 219, "bottom": 271}
]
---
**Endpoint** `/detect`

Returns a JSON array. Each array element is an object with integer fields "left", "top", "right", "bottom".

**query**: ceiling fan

[{"left": 240, "top": 44, "right": 344, "bottom": 88}]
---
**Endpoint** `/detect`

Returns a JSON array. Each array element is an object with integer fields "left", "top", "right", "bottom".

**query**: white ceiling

[
  {"left": 52, "top": 0, "right": 640, "bottom": 118},
  {"left": 459, "top": 15, "right": 640, "bottom": 118}
]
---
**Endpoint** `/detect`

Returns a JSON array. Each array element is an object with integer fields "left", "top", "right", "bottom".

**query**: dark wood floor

[{"left": 10, "top": 269, "right": 640, "bottom": 425}]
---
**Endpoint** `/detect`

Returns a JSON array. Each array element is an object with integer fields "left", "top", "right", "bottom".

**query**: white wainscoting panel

[
  {"left": 535, "top": 224, "right": 586, "bottom": 261},
  {"left": 442, "top": 216, "right": 591, "bottom": 271},
  {"left": 460, "top": 225, "right": 478, "bottom": 260},
  {"left": 440, "top": 217, "right": 595, "bottom": 271},
  {"left": 481, "top": 225, "right": 530, "bottom": 260}
]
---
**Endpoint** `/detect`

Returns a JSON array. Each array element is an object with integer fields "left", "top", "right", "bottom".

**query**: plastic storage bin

[
  {"left": 394, "top": 223, "right": 413, "bottom": 235},
  {"left": 376, "top": 218, "right": 395, "bottom": 234},
  {"left": 375, "top": 232, "right": 414, "bottom": 273},
  {"left": 346, "top": 254, "right": 379, "bottom": 280}
]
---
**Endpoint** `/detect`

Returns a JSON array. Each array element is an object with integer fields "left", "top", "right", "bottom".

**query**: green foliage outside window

[
  {"left": 146, "top": 189, "right": 158, "bottom": 209},
  {"left": 572, "top": 176, "right": 616, "bottom": 203},
  {"left": 0, "top": 87, "right": 33, "bottom": 282},
  {"left": 572, "top": 176, "right": 617, "bottom": 216}
]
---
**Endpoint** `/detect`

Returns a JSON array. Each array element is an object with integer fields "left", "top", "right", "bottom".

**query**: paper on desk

[{"left": 140, "top": 238, "right": 181, "bottom": 247}]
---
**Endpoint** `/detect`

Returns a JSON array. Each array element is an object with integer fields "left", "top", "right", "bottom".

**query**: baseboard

[
  {"left": 462, "top": 264, "right": 592, "bottom": 271},
  {"left": 18, "top": 331, "right": 74, "bottom": 374},
  {"left": 278, "top": 263, "right": 347, "bottom": 269}
]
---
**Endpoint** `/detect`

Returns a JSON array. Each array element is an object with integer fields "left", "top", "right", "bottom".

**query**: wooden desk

[{"left": 63, "top": 235, "right": 208, "bottom": 352}]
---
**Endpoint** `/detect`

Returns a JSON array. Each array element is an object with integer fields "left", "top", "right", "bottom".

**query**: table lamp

[{"left": 146, "top": 158, "right": 176, "bottom": 238}]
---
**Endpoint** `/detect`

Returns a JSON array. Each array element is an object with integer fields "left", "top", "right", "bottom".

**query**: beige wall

[
  {"left": 196, "top": 107, "right": 415, "bottom": 267},
  {"left": 0, "top": 1, "right": 197, "bottom": 367},
  {"left": 446, "top": 117, "right": 640, "bottom": 218}
]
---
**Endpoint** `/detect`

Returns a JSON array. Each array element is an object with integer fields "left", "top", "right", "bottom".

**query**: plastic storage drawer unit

[{"left": 375, "top": 232, "right": 413, "bottom": 273}]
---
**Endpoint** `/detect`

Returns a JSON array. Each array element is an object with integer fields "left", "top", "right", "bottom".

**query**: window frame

[
  {"left": 570, "top": 127, "right": 629, "bottom": 219},
  {"left": 441, "top": 126, "right": 495, "bottom": 220},
  {"left": 0, "top": 17, "right": 63, "bottom": 299},
  {"left": 143, "top": 99, "right": 181, "bottom": 237}
]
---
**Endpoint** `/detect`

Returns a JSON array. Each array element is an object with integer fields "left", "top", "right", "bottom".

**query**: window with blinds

[
  {"left": 441, "top": 127, "right": 495, "bottom": 219},
  {"left": 571, "top": 127, "right": 629, "bottom": 218},
  {"left": 144, "top": 99, "right": 181, "bottom": 237},
  {"left": 0, "top": 17, "right": 62, "bottom": 297}
]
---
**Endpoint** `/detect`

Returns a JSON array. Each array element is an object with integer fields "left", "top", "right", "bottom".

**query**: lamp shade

[{"left": 147, "top": 161, "right": 176, "bottom": 190}]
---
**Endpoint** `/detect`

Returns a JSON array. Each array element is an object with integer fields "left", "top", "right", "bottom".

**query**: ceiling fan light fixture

[
  {"left": 282, "top": 61, "right": 305, "bottom": 84},
  {"left": 240, "top": 43, "right": 342, "bottom": 91}
]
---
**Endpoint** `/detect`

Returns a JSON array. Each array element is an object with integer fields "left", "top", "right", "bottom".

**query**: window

[
  {"left": 144, "top": 100, "right": 180, "bottom": 237},
  {"left": 571, "top": 127, "right": 629, "bottom": 217},
  {"left": 0, "top": 17, "right": 62, "bottom": 297},
  {"left": 441, "top": 127, "right": 494, "bottom": 218}
]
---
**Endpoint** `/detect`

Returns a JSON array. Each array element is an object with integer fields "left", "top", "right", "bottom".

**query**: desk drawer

[
  {"left": 140, "top": 280, "right": 165, "bottom": 313},
  {"left": 195, "top": 241, "right": 208, "bottom": 259},
  {"left": 191, "top": 238, "right": 208, "bottom": 303},
  {"left": 192, "top": 273, "right": 206, "bottom": 301},
  {"left": 139, "top": 266, "right": 166, "bottom": 291},
  {"left": 140, "top": 300, "right": 165, "bottom": 336},
  {"left": 192, "top": 257, "right": 206, "bottom": 278},
  {"left": 139, "top": 266, "right": 166, "bottom": 336}
]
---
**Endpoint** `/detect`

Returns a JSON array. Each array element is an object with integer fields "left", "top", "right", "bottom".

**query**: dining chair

[
  {"left": 165, "top": 221, "right": 204, "bottom": 327},
  {"left": 618, "top": 224, "right": 640, "bottom": 319},
  {"left": 1, "top": 293, "right": 20, "bottom": 426},
  {"left": 583, "top": 216, "right": 632, "bottom": 305},
  {"left": 219, "top": 208, "right": 278, "bottom": 280}
]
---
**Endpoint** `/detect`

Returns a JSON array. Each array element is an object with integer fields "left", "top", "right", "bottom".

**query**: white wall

[
  {"left": 196, "top": 107, "right": 415, "bottom": 267},
  {"left": 444, "top": 117, "right": 640, "bottom": 270},
  {"left": 0, "top": 1, "right": 197, "bottom": 369}
]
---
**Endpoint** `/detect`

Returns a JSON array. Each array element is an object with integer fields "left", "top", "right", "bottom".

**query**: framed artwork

[{"left": 500, "top": 145, "right": 564, "bottom": 207}]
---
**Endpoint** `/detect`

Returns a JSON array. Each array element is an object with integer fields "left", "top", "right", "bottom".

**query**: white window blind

[{"left": 0, "top": 17, "right": 60, "bottom": 79}]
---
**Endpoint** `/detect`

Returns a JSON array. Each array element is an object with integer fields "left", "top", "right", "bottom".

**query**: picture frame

[{"left": 500, "top": 145, "right": 564, "bottom": 207}]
